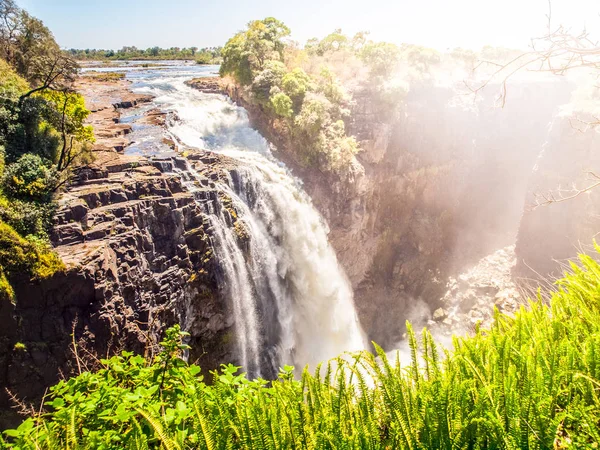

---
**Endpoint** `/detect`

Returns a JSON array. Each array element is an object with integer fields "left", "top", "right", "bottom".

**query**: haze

[{"left": 16, "top": 0, "right": 600, "bottom": 51}]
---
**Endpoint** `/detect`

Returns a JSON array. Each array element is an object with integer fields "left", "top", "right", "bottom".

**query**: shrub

[
  {"left": 270, "top": 92, "right": 293, "bottom": 118},
  {"left": 360, "top": 42, "right": 401, "bottom": 77},
  {"left": 0, "top": 221, "right": 64, "bottom": 289},
  {"left": 0, "top": 59, "right": 29, "bottom": 101},
  {"left": 2, "top": 153, "right": 57, "bottom": 201},
  {"left": 250, "top": 60, "right": 287, "bottom": 105},
  {"left": 281, "top": 68, "right": 313, "bottom": 107},
  {"left": 294, "top": 93, "right": 332, "bottom": 139},
  {"left": 0, "top": 221, "right": 38, "bottom": 272},
  {"left": 0, "top": 269, "right": 14, "bottom": 302},
  {"left": 0, "top": 195, "right": 55, "bottom": 236}
]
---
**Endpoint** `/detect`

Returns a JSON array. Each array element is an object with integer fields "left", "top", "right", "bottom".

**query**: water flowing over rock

[
  {"left": 149, "top": 75, "right": 366, "bottom": 377},
  {"left": 1, "top": 65, "right": 366, "bottom": 427}
]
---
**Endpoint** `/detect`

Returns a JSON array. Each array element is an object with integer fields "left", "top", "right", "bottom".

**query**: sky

[{"left": 16, "top": 0, "right": 600, "bottom": 52}]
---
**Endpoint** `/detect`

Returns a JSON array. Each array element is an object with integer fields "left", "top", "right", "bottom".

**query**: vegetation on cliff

[
  {"left": 0, "top": 0, "right": 94, "bottom": 299},
  {"left": 219, "top": 18, "right": 404, "bottom": 178},
  {"left": 4, "top": 249, "right": 600, "bottom": 448}
]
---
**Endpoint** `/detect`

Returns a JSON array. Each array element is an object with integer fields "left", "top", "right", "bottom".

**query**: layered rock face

[{"left": 0, "top": 77, "right": 240, "bottom": 428}]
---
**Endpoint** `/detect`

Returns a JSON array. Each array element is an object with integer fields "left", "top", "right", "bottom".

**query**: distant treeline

[{"left": 64, "top": 46, "right": 222, "bottom": 63}]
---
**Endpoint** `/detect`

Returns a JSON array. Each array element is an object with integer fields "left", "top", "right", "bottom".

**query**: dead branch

[
  {"left": 466, "top": 1, "right": 600, "bottom": 110},
  {"left": 531, "top": 171, "right": 600, "bottom": 209}
]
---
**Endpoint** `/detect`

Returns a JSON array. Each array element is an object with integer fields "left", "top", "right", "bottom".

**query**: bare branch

[{"left": 531, "top": 171, "right": 600, "bottom": 209}]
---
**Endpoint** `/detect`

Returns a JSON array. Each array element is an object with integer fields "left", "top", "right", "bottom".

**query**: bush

[
  {"left": 360, "top": 42, "right": 400, "bottom": 77},
  {"left": 0, "top": 221, "right": 64, "bottom": 287},
  {"left": 2, "top": 153, "right": 57, "bottom": 201},
  {"left": 250, "top": 60, "right": 286, "bottom": 105},
  {"left": 281, "top": 68, "right": 313, "bottom": 107},
  {"left": 0, "top": 195, "right": 55, "bottom": 236},
  {"left": 270, "top": 92, "right": 293, "bottom": 118},
  {"left": 0, "top": 269, "right": 14, "bottom": 302}
]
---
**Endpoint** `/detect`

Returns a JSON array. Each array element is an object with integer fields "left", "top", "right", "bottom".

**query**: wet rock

[{"left": 433, "top": 308, "right": 447, "bottom": 321}]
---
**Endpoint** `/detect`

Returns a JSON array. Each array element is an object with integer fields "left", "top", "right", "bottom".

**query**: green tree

[
  {"left": 251, "top": 59, "right": 286, "bottom": 104},
  {"left": 2, "top": 153, "right": 56, "bottom": 200},
  {"left": 0, "top": 0, "right": 77, "bottom": 100},
  {"left": 38, "top": 90, "right": 94, "bottom": 173},
  {"left": 220, "top": 17, "right": 290, "bottom": 85},
  {"left": 360, "top": 42, "right": 400, "bottom": 77},
  {"left": 316, "top": 29, "right": 348, "bottom": 55},
  {"left": 270, "top": 92, "right": 293, "bottom": 118},
  {"left": 281, "top": 67, "right": 312, "bottom": 109}
]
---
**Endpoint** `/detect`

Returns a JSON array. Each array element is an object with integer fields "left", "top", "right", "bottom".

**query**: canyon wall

[
  {"left": 222, "top": 77, "right": 574, "bottom": 346},
  {"left": 516, "top": 111, "right": 600, "bottom": 280}
]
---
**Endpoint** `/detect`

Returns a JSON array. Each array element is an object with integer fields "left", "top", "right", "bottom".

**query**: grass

[{"left": 3, "top": 248, "right": 600, "bottom": 449}]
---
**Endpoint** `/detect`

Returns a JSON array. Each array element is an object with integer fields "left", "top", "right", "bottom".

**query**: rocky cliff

[{"left": 0, "top": 76, "right": 243, "bottom": 428}]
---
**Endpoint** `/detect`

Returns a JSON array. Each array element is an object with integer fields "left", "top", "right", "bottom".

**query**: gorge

[{"left": 1, "top": 7, "right": 600, "bottom": 446}]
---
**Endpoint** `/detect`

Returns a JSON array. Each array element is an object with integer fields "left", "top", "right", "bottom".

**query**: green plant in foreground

[{"left": 4, "top": 250, "right": 600, "bottom": 449}]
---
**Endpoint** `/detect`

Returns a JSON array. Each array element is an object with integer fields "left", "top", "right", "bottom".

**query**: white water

[{"left": 132, "top": 73, "right": 365, "bottom": 376}]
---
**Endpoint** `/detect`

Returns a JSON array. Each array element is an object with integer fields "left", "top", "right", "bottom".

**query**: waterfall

[{"left": 133, "top": 73, "right": 365, "bottom": 376}]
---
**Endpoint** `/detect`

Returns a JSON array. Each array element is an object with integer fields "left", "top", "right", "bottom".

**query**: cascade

[{"left": 134, "top": 71, "right": 365, "bottom": 376}]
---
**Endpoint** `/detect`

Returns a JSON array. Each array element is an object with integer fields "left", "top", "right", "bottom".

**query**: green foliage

[
  {"left": 0, "top": 268, "right": 14, "bottom": 302},
  {"left": 0, "top": 194, "right": 55, "bottom": 236},
  {"left": 65, "top": 46, "right": 222, "bottom": 62},
  {"left": 82, "top": 71, "right": 126, "bottom": 82},
  {"left": 2, "top": 153, "right": 56, "bottom": 200},
  {"left": 399, "top": 44, "right": 442, "bottom": 76},
  {"left": 0, "top": 0, "right": 77, "bottom": 89},
  {"left": 294, "top": 93, "right": 332, "bottom": 138},
  {"left": 220, "top": 19, "right": 371, "bottom": 178},
  {"left": 39, "top": 90, "right": 94, "bottom": 144},
  {"left": 220, "top": 17, "right": 290, "bottom": 85},
  {"left": 195, "top": 50, "right": 218, "bottom": 65},
  {"left": 360, "top": 42, "right": 401, "bottom": 77},
  {"left": 307, "top": 29, "right": 349, "bottom": 56},
  {"left": 281, "top": 68, "right": 312, "bottom": 108},
  {"left": 7, "top": 251, "right": 600, "bottom": 448},
  {"left": 0, "top": 221, "right": 64, "bottom": 282},
  {"left": 270, "top": 92, "right": 293, "bottom": 118},
  {"left": 0, "top": 59, "right": 29, "bottom": 99},
  {"left": 250, "top": 60, "right": 286, "bottom": 105}
]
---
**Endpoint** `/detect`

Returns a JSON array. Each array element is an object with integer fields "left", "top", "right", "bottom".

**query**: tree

[
  {"left": 39, "top": 89, "right": 94, "bottom": 174},
  {"left": 360, "top": 42, "right": 400, "bottom": 77},
  {"left": 315, "top": 29, "right": 348, "bottom": 55},
  {"left": 0, "top": 0, "right": 77, "bottom": 102},
  {"left": 281, "top": 68, "right": 313, "bottom": 108},
  {"left": 251, "top": 59, "right": 286, "bottom": 104},
  {"left": 270, "top": 92, "right": 293, "bottom": 118},
  {"left": 220, "top": 17, "right": 290, "bottom": 85}
]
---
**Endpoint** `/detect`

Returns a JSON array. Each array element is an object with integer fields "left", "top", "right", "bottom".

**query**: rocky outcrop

[
  {"left": 185, "top": 78, "right": 226, "bottom": 95},
  {"left": 0, "top": 76, "right": 241, "bottom": 429}
]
